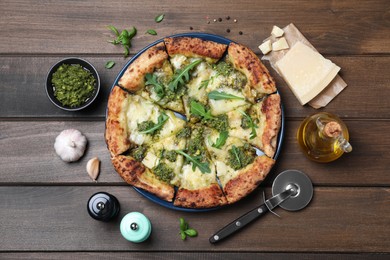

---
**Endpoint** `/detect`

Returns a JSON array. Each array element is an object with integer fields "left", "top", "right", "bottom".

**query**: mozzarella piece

[
  {"left": 272, "top": 37, "right": 289, "bottom": 51},
  {"left": 170, "top": 54, "right": 187, "bottom": 70},
  {"left": 275, "top": 42, "right": 340, "bottom": 105},
  {"left": 271, "top": 25, "right": 284, "bottom": 37},
  {"left": 259, "top": 39, "right": 272, "bottom": 55},
  {"left": 142, "top": 152, "right": 159, "bottom": 169}
]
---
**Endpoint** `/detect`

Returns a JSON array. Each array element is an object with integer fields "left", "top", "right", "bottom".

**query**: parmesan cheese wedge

[
  {"left": 272, "top": 37, "right": 289, "bottom": 51},
  {"left": 271, "top": 25, "right": 284, "bottom": 37},
  {"left": 259, "top": 39, "right": 272, "bottom": 55},
  {"left": 275, "top": 42, "right": 340, "bottom": 105}
]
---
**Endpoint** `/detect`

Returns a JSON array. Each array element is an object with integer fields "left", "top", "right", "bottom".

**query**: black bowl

[{"left": 46, "top": 57, "right": 100, "bottom": 111}]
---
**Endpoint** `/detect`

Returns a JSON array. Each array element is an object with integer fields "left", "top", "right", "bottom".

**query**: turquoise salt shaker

[{"left": 120, "top": 212, "right": 152, "bottom": 243}]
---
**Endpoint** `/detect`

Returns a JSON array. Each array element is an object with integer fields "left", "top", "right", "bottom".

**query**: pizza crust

[
  {"left": 174, "top": 183, "right": 227, "bottom": 208},
  {"left": 260, "top": 93, "right": 282, "bottom": 158},
  {"left": 118, "top": 42, "right": 168, "bottom": 92},
  {"left": 223, "top": 155, "right": 275, "bottom": 204},
  {"left": 227, "top": 42, "right": 276, "bottom": 101},
  {"left": 164, "top": 37, "right": 227, "bottom": 63},
  {"left": 105, "top": 86, "right": 130, "bottom": 156},
  {"left": 112, "top": 155, "right": 175, "bottom": 202}
]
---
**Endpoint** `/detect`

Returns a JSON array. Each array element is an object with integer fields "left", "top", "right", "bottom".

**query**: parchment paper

[{"left": 262, "top": 23, "right": 347, "bottom": 109}]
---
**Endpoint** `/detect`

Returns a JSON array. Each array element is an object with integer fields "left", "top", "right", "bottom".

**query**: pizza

[{"left": 105, "top": 36, "right": 281, "bottom": 208}]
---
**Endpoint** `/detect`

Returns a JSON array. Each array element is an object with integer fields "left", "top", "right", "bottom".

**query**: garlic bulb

[{"left": 54, "top": 129, "right": 88, "bottom": 162}]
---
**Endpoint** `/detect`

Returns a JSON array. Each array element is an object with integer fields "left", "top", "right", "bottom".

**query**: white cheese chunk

[
  {"left": 271, "top": 25, "right": 284, "bottom": 37},
  {"left": 142, "top": 152, "right": 159, "bottom": 169},
  {"left": 259, "top": 39, "right": 272, "bottom": 55},
  {"left": 272, "top": 37, "right": 289, "bottom": 51},
  {"left": 275, "top": 42, "right": 340, "bottom": 105}
]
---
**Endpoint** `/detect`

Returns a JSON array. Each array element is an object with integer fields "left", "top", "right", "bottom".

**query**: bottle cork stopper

[{"left": 324, "top": 121, "right": 342, "bottom": 138}]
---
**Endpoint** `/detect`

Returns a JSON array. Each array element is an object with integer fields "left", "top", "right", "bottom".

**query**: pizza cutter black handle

[{"left": 209, "top": 204, "right": 269, "bottom": 244}]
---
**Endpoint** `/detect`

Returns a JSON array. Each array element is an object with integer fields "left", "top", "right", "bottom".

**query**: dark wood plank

[
  {"left": 1, "top": 252, "right": 389, "bottom": 260},
  {"left": 1, "top": 120, "right": 389, "bottom": 186},
  {"left": 0, "top": 56, "right": 389, "bottom": 118},
  {"left": 0, "top": 0, "right": 389, "bottom": 55},
  {"left": 0, "top": 186, "right": 389, "bottom": 252}
]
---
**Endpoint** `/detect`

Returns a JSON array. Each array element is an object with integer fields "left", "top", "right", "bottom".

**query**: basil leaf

[
  {"left": 208, "top": 90, "right": 245, "bottom": 100},
  {"left": 107, "top": 25, "right": 119, "bottom": 36},
  {"left": 180, "top": 230, "right": 187, "bottom": 240},
  {"left": 212, "top": 131, "right": 229, "bottom": 149},
  {"left": 184, "top": 229, "right": 198, "bottom": 237},
  {"left": 190, "top": 100, "right": 214, "bottom": 120},
  {"left": 169, "top": 60, "right": 201, "bottom": 91},
  {"left": 127, "top": 26, "right": 137, "bottom": 39},
  {"left": 105, "top": 61, "right": 115, "bottom": 69},
  {"left": 145, "top": 73, "right": 165, "bottom": 99},
  {"left": 139, "top": 112, "right": 169, "bottom": 134},
  {"left": 155, "top": 13, "right": 165, "bottom": 23},
  {"left": 179, "top": 217, "right": 187, "bottom": 231},
  {"left": 146, "top": 29, "right": 157, "bottom": 35},
  {"left": 175, "top": 150, "right": 211, "bottom": 174},
  {"left": 238, "top": 110, "right": 258, "bottom": 139}
]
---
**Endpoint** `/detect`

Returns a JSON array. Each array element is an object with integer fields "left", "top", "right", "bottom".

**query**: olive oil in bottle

[{"left": 297, "top": 112, "right": 352, "bottom": 163}]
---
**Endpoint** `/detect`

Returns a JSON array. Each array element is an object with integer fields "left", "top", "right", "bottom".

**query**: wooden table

[{"left": 1, "top": 0, "right": 389, "bottom": 258}]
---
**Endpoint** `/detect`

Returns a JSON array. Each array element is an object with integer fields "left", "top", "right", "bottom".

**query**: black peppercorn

[
  {"left": 226, "top": 29, "right": 231, "bottom": 33},
  {"left": 239, "top": 31, "right": 243, "bottom": 35}
]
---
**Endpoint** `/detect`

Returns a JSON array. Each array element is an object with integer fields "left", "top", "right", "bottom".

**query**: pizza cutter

[{"left": 209, "top": 170, "right": 313, "bottom": 244}]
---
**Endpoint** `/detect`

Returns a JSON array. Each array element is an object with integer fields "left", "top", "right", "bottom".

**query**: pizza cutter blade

[{"left": 209, "top": 169, "right": 313, "bottom": 244}]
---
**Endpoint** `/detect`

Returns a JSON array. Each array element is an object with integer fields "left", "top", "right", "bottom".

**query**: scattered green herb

[
  {"left": 105, "top": 61, "right": 115, "bottom": 69},
  {"left": 239, "top": 110, "right": 258, "bottom": 139},
  {"left": 208, "top": 90, "right": 245, "bottom": 100},
  {"left": 179, "top": 217, "right": 198, "bottom": 240},
  {"left": 51, "top": 64, "right": 96, "bottom": 108},
  {"left": 138, "top": 112, "right": 169, "bottom": 135},
  {"left": 169, "top": 60, "right": 202, "bottom": 91},
  {"left": 155, "top": 13, "right": 165, "bottom": 23},
  {"left": 146, "top": 29, "right": 157, "bottom": 35},
  {"left": 212, "top": 131, "right": 229, "bottom": 149},
  {"left": 145, "top": 73, "right": 165, "bottom": 99},
  {"left": 175, "top": 150, "right": 211, "bottom": 173},
  {"left": 107, "top": 25, "right": 137, "bottom": 57},
  {"left": 190, "top": 100, "right": 214, "bottom": 120}
]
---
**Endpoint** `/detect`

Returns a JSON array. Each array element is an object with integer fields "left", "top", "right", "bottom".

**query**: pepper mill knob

[
  {"left": 87, "top": 192, "right": 120, "bottom": 221},
  {"left": 120, "top": 212, "right": 152, "bottom": 243}
]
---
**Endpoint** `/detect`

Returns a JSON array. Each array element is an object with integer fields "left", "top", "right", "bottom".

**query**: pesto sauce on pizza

[
  {"left": 227, "top": 143, "right": 256, "bottom": 170},
  {"left": 153, "top": 162, "right": 174, "bottom": 183},
  {"left": 129, "top": 145, "right": 148, "bottom": 162}
]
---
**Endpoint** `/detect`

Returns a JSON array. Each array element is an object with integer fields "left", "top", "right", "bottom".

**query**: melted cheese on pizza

[
  {"left": 180, "top": 163, "right": 217, "bottom": 190},
  {"left": 141, "top": 135, "right": 186, "bottom": 186},
  {"left": 126, "top": 95, "right": 185, "bottom": 145}
]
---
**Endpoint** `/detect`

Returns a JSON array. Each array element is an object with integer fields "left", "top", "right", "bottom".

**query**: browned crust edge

[
  {"left": 261, "top": 93, "right": 282, "bottom": 158},
  {"left": 105, "top": 86, "right": 130, "bottom": 156},
  {"left": 118, "top": 42, "right": 168, "bottom": 92},
  {"left": 174, "top": 183, "right": 227, "bottom": 208},
  {"left": 227, "top": 42, "right": 276, "bottom": 100},
  {"left": 164, "top": 37, "right": 227, "bottom": 62},
  {"left": 111, "top": 155, "right": 175, "bottom": 202},
  {"left": 224, "top": 156, "right": 275, "bottom": 204}
]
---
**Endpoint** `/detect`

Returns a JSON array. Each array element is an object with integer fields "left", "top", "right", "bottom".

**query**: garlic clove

[{"left": 87, "top": 157, "right": 100, "bottom": 181}]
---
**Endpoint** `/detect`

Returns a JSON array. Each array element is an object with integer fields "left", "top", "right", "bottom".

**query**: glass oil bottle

[{"left": 297, "top": 112, "right": 352, "bottom": 163}]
